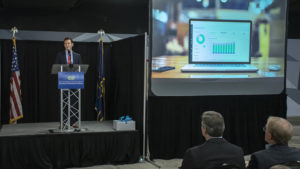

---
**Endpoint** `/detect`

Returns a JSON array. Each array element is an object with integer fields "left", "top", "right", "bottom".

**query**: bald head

[{"left": 266, "top": 116, "right": 293, "bottom": 145}]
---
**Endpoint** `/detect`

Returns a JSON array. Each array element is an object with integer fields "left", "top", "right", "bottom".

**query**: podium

[{"left": 51, "top": 64, "right": 89, "bottom": 132}]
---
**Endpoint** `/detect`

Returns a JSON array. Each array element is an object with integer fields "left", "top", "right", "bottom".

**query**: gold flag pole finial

[
  {"left": 97, "top": 29, "right": 105, "bottom": 40},
  {"left": 11, "top": 27, "right": 18, "bottom": 38}
]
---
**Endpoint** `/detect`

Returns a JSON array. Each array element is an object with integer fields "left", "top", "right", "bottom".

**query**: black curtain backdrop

[
  {"left": 105, "top": 35, "right": 145, "bottom": 125},
  {"left": 148, "top": 93, "right": 286, "bottom": 159},
  {"left": 106, "top": 35, "right": 146, "bottom": 152},
  {"left": 0, "top": 35, "right": 145, "bottom": 133}
]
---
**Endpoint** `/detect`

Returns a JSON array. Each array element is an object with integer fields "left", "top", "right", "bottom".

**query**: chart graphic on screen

[{"left": 212, "top": 42, "right": 235, "bottom": 54}]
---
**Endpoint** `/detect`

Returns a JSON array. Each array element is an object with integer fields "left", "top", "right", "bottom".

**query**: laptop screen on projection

[{"left": 189, "top": 19, "right": 252, "bottom": 64}]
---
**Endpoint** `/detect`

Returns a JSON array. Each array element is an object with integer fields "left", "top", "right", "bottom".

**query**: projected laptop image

[{"left": 181, "top": 19, "right": 258, "bottom": 72}]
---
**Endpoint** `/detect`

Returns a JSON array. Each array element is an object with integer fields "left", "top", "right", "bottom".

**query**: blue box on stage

[
  {"left": 58, "top": 72, "right": 84, "bottom": 89},
  {"left": 113, "top": 120, "right": 136, "bottom": 131}
]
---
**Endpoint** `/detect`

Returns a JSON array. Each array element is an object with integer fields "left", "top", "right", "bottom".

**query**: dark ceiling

[
  {"left": 0, "top": 0, "right": 300, "bottom": 37},
  {"left": 0, "top": 0, "right": 149, "bottom": 34}
]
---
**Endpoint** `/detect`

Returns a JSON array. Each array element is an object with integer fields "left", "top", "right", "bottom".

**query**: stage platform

[{"left": 0, "top": 121, "right": 140, "bottom": 169}]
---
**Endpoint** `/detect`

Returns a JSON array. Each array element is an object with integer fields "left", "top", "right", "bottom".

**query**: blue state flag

[{"left": 95, "top": 37, "right": 105, "bottom": 121}]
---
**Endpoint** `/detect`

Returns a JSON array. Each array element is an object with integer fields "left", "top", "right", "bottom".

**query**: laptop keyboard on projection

[{"left": 181, "top": 19, "right": 258, "bottom": 73}]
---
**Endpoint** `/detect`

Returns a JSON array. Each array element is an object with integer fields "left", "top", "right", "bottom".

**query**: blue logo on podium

[{"left": 58, "top": 72, "right": 84, "bottom": 89}]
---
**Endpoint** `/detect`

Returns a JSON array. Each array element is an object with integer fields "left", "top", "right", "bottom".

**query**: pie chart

[{"left": 196, "top": 34, "right": 205, "bottom": 44}]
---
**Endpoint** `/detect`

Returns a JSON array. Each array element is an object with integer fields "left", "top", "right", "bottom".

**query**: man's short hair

[
  {"left": 266, "top": 116, "right": 293, "bottom": 145},
  {"left": 64, "top": 37, "right": 74, "bottom": 43},
  {"left": 201, "top": 111, "right": 225, "bottom": 137}
]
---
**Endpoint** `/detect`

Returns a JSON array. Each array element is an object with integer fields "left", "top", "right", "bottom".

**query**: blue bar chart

[{"left": 212, "top": 42, "right": 235, "bottom": 54}]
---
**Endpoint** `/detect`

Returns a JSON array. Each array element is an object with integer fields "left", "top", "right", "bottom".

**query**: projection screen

[{"left": 151, "top": 0, "right": 287, "bottom": 96}]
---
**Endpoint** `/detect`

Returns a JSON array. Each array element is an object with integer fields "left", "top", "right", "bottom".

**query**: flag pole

[
  {"left": 9, "top": 26, "right": 23, "bottom": 124},
  {"left": 96, "top": 29, "right": 105, "bottom": 121},
  {"left": 10, "top": 26, "right": 18, "bottom": 124}
]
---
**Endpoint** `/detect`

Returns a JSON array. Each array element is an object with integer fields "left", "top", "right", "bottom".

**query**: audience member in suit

[
  {"left": 55, "top": 37, "right": 82, "bottom": 128},
  {"left": 247, "top": 116, "right": 300, "bottom": 169},
  {"left": 180, "top": 111, "right": 245, "bottom": 169},
  {"left": 55, "top": 37, "right": 82, "bottom": 64}
]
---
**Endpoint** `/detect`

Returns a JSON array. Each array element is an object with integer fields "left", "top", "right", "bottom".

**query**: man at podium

[
  {"left": 55, "top": 37, "right": 82, "bottom": 64},
  {"left": 55, "top": 37, "right": 82, "bottom": 129}
]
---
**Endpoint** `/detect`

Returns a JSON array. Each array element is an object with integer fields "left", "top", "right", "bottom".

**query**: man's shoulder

[
  {"left": 190, "top": 144, "right": 204, "bottom": 150},
  {"left": 279, "top": 146, "right": 300, "bottom": 155},
  {"left": 251, "top": 148, "right": 268, "bottom": 157},
  {"left": 226, "top": 141, "right": 244, "bottom": 151},
  {"left": 208, "top": 138, "right": 243, "bottom": 150},
  {"left": 184, "top": 143, "right": 208, "bottom": 156},
  {"left": 249, "top": 145, "right": 300, "bottom": 169},
  {"left": 187, "top": 138, "right": 243, "bottom": 153},
  {"left": 188, "top": 139, "right": 238, "bottom": 151},
  {"left": 253, "top": 145, "right": 300, "bottom": 157}
]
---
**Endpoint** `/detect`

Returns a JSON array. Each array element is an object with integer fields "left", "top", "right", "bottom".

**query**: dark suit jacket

[
  {"left": 247, "top": 144, "right": 300, "bottom": 169},
  {"left": 55, "top": 51, "right": 82, "bottom": 64},
  {"left": 181, "top": 138, "right": 245, "bottom": 169}
]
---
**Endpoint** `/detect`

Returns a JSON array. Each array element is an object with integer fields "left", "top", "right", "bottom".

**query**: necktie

[{"left": 68, "top": 51, "right": 71, "bottom": 64}]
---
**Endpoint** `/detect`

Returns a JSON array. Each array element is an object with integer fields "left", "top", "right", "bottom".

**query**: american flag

[{"left": 9, "top": 37, "right": 23, "bottom": 124}]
